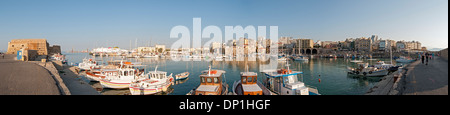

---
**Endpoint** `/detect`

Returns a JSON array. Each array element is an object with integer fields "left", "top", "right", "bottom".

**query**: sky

[{"left": 0, "top": 0, "right": 448, "bottom": 51}]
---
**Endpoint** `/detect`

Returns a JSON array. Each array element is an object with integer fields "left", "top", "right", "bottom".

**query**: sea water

[{"left": 64, "top": 52, "right": 401, "bottom": 95}]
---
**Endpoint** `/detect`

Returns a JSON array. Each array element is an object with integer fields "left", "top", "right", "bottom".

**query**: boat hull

[
  {"left": 129, "top": 80, "right": 173, "bottom": 95},
  {"left": 347, "top": 69, "right": 389, "bottom": 77},
  {"left": 396, "top": 59, "right": 414, "bottom": 63},
  {"left": 232, "top": 80, "right": 274, "bottom": 95},
  {"left": 99, "top": 79, "right": 131, "bottom": 89},
  {"left": 85, "top": 72, "right": 105, "bottom": 81},
  {"left": 175, "top": 72, "right": 189, "bottom": 80}
]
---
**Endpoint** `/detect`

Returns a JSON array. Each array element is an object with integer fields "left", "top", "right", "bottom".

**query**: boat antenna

[
  {"left": 246, "top": 64, "right": 249, "bottom": 72},
  {"left": 390, "top": 44, "right": 393, "bottom": 64},
  {"left": 120, "top": 59, "right": 123, "bottom": 69},
  {"left": 286, "top": 60, "right": 290, "bottom": 73},
  {"left": 208, "top": 65, "right": 212, "bottom": 76}
]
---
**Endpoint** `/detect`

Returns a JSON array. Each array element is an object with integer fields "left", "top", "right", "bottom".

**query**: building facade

[
  {"left": 354, "top": 37, "right": 372, "bottom": 52},
  {"left": 7, "top": 39, "right": 49, "bottom": 55}
]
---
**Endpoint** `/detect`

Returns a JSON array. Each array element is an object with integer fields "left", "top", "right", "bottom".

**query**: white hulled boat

[
  {"left": 261, "top": 61, "right": 320, "bottom": 95},
  {"left": 99, "top": 61, "right": 147, "bottom": 89},
  {"left": 347, "top": 63, "right": 389, "bottom": 77},
  {"left": 129, "top": 66, "right": 174, "bottom": 95},
  {"left": 78, "top": 58, "right": 99, "bottom": 71}
]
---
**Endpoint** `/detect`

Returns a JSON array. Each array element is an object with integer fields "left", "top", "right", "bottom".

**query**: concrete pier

[
  {"left": 0, "top": 54, "right": 100, "bottom": 95},
  {"left": 0, "top": 54, "right": 60, "bottom": 95},
  {"left": 366, "top": 56, "right": 448, "bottom": 95},
  {"left": 402, "top": 56, "right": 448, "bottom": 95}
]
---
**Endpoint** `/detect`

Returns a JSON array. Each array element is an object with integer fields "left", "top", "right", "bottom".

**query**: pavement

[
  {"left": 402, "top": 56, "right": 448, "bottom": 95},
  {"left": 0, "top": 54, "right": 60, "bottom": 95},
  {"left": 58, "top": 66, "right": 100, "bottom": 95}
]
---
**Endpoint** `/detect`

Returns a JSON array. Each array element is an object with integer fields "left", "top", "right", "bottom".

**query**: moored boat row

[{"left": 77, "top": 58, "right": 320, "bottom": 95}]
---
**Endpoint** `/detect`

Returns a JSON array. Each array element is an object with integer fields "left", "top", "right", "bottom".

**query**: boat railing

[{"left": 305, "top": 85, "right": 320, "bottom": 95}]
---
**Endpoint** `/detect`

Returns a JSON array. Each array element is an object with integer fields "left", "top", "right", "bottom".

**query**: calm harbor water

[{"left": 64, "top": 52, "right": 401, "bottom": 95}]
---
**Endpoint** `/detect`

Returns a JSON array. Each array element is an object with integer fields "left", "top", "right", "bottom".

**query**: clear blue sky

[{"left": 0, "top": 0, "right": 447, "bottom": 51}]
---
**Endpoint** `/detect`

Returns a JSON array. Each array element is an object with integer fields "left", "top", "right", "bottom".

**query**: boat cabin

[
  {"left": 240, "top": 72, "right": 262, "bottom": 95},
  {"left": 262, "top": 63, "right": 313, "bottom": 95},
  {"left": 113, "top": 63, "right": 146, "bottom": 80},
  {"left": 194, "top": 69, "right": 226, "bottom": 95},
  {"left": 149, "top": 71, "right": 168, "bottom": 79},
  {"left": 101, "top": 69, "right": 119, "bottom": 77}
]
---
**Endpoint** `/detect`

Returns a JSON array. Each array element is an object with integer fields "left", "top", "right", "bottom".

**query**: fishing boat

[
  {"left": 186, "top": 66, "right": 228, "bottom": 95},
  {"left": 350, "top": 60, "right": 363, "bottom": 63},
  {"left": 277, "top": 57, "right": 288, "bottom": 62},
  {"left": 261, "top": 61, "right": 320, "bottom": 95},
  {"left": 85, "top": 69, "right": 118, "bottom": 81},
  {"left": 395, "top": 56, "right": 415, "bottom": 63},
  {"left": 50, "top": 53, "right": 67, "bottom": 64},
  {"left": 293, "top": 56, "right": 308, "bottom": 61},
  {"left": 232, "top": 70, "right": 274, "bottom": 95},
  {"left": 78, "top": 58, "right": 99, "bottom": 71},
  {"left": 347, "top": 63, "right": 389, "bottom": 77},
  {"left": 99, "top": 62, "right": 147, "bottom": 89},
  {"left": 129, "top": 66, "right": 174, "bottom": 95},
  {"left": 142, "top": 54, "right": 159, "bottom": 58},
  {"left": 175, "top": 72, "right": 190, "bottom": 80}
]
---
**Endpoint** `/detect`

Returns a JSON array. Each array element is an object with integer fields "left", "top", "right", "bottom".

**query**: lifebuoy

[
  {"left": 363, "top": 72, "right": 367, "bottom": 76},
  {"left": 356, "top": 71, "right": 360, "bottom": 74},
  {"left": 369, "top": 71, "right": 373, "bottom": 74}
]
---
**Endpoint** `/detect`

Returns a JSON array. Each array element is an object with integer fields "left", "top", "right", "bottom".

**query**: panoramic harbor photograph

[{"left": 0, "top": 0, "right": 448, "bottom": 96}]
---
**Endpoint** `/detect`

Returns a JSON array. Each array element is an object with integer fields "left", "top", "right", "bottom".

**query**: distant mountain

[{"left": 428, "top": 48, "right": 445, "bottom": 51}]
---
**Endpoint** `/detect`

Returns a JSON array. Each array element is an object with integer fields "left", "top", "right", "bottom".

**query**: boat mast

[
  {"left": 390, "top": 43, "right": 393, "bottom": 64},
  {"left": 286, "top": 61, "right": 290, "bottom": 73}
]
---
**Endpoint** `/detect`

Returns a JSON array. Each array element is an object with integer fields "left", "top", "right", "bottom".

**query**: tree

[{"left": 158, "top": 48, "right": 163, "bottom": 53}]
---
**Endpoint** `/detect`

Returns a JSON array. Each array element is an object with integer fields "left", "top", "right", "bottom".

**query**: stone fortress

[{"left": 6, "top": 39, "right": 61, "bottom": 61}]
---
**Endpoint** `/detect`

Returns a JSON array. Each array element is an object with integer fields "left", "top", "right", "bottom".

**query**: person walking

[
  {"left": 425, "top": 52, "right": 429, "bottom": 65},
  {"left": 422, "top": 53, "right": 425, "bottom": 64},
  {"left": 1, "top": 53, "right": 4, "bottom": 59}
]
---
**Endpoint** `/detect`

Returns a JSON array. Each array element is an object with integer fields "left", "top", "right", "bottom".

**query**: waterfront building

[
  {"left": 421, "top": 47, "right": 427, "bottom": 51},
  {"left": 396, "top": 41, "right": 406, "bottom": 51},
  {"left": 293, "top": 38, "right": 314, "bottom": 49},
  {"left": 338, "top": 38, "right": 354, "bottom": 51},
  {"left": 278, "top": 37, "right": 291, "bottom": 54},
  {"left": 313, "top": 40, "right": 322, "bottom": 48},
  {"left": 355, "top": 37, "right": 372, "bottom": 53},
  {"left": 279, "top": 36, "right": 292, "bottom": 45},
  {"left": 265, "top": 39, "right": 272, "bottom": 54},
  {"left": 7, "top": 39, "right": 50, "bottom": 55},
  {"left": 224, "top": 46, "right": 234, "bottom": 57},
  {"left": 210, "top": 42, "right": 223, "bottom": 54},
  {"left": 378, "top": 39, "right": 396, "bottom": 52},
  {"left": 48, "top": 45, "right": 61, "bottom": 55},
  {"left": 370, "top": 35, "right": 378, "bottom": 43},
  {"left": 224, "top": 40, "right": 236, "bottom": 57},
  {"left": 396, "top": 40, "right": 421, "bottom": 52},
  {"left": 155, "top": 44, "right": 166, "bottom": 53},
  {"left": 405, "top": 41, "right": 421, "bottom": 51},
  {"left": 321, "top": 41, "right": 334, "bottom": 48},
  {"left": 137, "top": 47, "right": 156, "bottom": 54}
]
